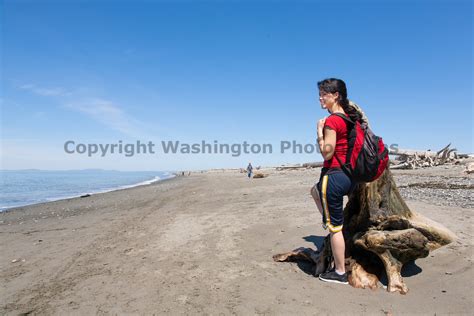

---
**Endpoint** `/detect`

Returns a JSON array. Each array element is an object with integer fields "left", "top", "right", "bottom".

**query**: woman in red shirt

[{"left": 311, "top": 78, "right": 360, "bottom": 284}]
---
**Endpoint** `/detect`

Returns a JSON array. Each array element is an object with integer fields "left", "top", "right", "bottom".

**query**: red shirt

[{"left": 323, "top": 114, "right": 349, "bottom": 168}]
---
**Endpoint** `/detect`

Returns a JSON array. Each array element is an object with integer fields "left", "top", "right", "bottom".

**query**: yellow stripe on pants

[{"left": 321, "top": 174, "right": 343, "bottom": 233}]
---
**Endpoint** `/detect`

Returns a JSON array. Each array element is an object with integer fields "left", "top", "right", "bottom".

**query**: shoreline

[
  {"left": 0, "top": 174, "right": 181, "bottom": 225},
  {"left": 0, "top": 172, "right": 177, "bottom": 213}
]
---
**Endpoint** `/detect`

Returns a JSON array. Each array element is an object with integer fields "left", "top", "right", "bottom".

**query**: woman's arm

[{"left": 317, "top": 119, "right": 336, "bottom": 161}]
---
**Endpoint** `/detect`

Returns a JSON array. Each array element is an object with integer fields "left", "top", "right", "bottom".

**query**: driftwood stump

[{"left": 273, "top": 168, "right": 456, "bottom": 294}]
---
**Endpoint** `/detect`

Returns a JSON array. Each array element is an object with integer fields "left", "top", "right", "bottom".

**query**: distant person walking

[
  {"left": 246, "top": 163, "right": 253, "bottom": 179},
  {"left": 310, "top": 78, "right": 362, "bottom": 285}
]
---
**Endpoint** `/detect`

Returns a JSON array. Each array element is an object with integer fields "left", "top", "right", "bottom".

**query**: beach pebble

[{"left": 395, "top": 174, "right": 473, "bottom": 208}]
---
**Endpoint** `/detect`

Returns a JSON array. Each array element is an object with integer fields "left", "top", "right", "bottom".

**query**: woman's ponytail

[{"left": 340, "top": 97, "right": 362, "bottom": 123}]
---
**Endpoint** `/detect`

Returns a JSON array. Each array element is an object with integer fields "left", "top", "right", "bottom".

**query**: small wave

[{"left": 0, "top": 202, "right": 34, "bottom": 211}]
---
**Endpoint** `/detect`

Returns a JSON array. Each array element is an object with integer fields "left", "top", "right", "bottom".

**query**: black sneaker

[{"left": 319, "top": 270, "right": 348, "bottom": 285}]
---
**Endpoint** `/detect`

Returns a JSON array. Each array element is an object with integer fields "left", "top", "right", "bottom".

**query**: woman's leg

[
  {"left": 310, "top": 185, "right": 324, "bottom": 216},
  {"left": 313, "top": 182, "right": 345, "bottom": 272},
  {"left": 318, "top": 170, "right": 352, "bottom": 282},
  {"left": 330, "top": 231, "right": 345, "bottom": 273}
]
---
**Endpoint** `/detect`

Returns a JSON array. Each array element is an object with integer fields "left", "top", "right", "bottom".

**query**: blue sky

[{"left": 1, "top": 0, "right": 472, "bottom": 171}]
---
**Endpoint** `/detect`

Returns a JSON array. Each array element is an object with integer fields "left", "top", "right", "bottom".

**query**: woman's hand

[
  {"left": 317, "top": 117, "right": 326, "bottom": 136},
  {"left": 317, "top": 117, "right": 335, "bottom": 160}
]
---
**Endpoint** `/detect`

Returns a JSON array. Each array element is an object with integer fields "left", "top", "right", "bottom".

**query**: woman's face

[{"left": 318, "top": 91, "right": 338, "bottom": 109}]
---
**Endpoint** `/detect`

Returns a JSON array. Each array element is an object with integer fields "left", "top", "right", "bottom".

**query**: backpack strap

[
  {"left": 330, "top": 112, "right": 355, "bottom": 125},
  {"left": 329, "top": 113, "right": 355, "bottom": 179}
]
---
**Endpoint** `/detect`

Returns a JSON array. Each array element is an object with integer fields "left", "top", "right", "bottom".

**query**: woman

[{"left": 311, "top": 78, "right": 360, "bottom": 285}]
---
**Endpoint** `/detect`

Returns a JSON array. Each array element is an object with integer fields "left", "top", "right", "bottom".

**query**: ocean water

[{"left": 0, "top": 169, "right": 174, "bottom": 211}]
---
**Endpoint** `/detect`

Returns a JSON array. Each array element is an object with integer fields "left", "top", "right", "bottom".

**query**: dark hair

[{"left": 317, "top": 78, "right": 361, "bottom": 122}]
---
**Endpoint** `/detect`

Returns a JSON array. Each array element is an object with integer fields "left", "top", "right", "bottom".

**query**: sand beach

[{"left": 1, "top": 166, "right": 473, "bottom": 315}]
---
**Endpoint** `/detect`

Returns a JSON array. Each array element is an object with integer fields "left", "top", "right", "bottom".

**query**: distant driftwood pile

[{"left": 390, "top": 143, "right": 472, "bottom": 170}]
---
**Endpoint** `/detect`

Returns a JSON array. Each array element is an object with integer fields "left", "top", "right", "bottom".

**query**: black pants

[{"left": 316, "top": 168, "right": 354, "bottom": 233}]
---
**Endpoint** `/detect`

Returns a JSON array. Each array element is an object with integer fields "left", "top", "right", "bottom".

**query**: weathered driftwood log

[
  {"left": 273, "top": 168, "right": 456, "bottom": 294},
  {"left": 389, "top": 161, "right": 410, "bottom": 170},
  {"left": 276, "top": 162, "right": 325, "bottom": 170},
  {"left": 276, "top": 163, "right": 326, "bottom": 171},
  {"left": 302, "top": 162, "right": 325, "bottom": 169},
  {"left": 276, "top": 165, "right": 305, "bottom": 171},
  {"left": 390, "top": 149, "right": 439, "bottom": 157}
]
